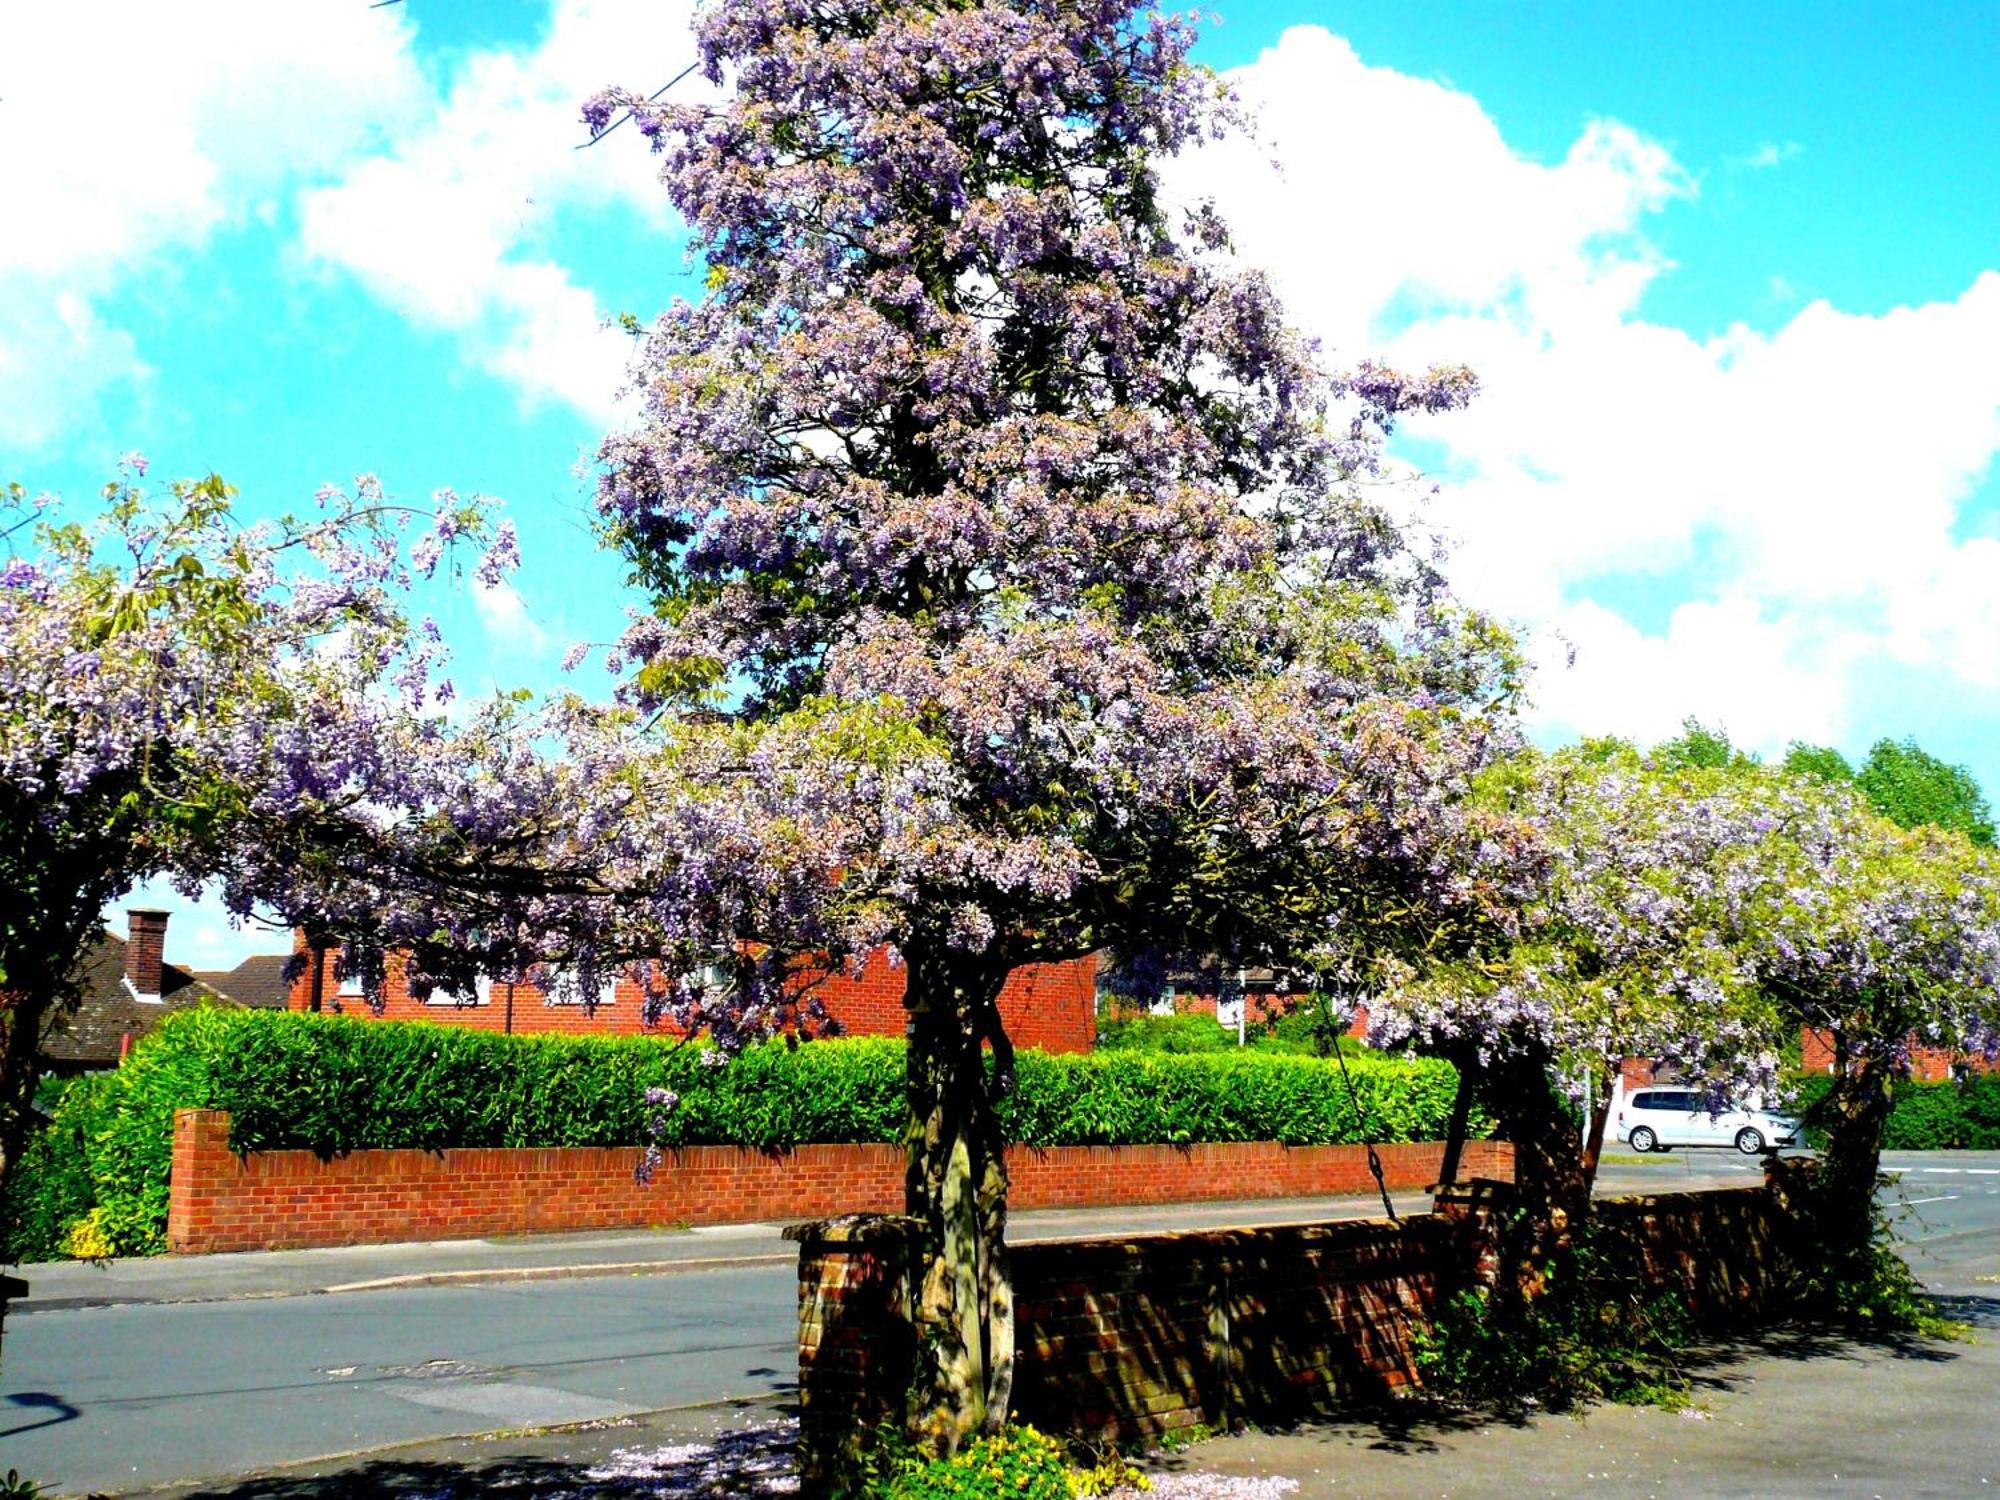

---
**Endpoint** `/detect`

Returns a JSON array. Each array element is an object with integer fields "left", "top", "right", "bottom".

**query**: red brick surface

[
  {"left": 164, "top": 1108, "right": 1513, "bottom": 1254},
  {"left": 1797, "top": 1026, "right": 1995, "bottom": 1082},
  {"left": 287, "top": 944, "right": 1096, "bottom": 1054}
]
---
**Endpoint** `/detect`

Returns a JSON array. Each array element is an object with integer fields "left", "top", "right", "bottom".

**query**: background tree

[
  {"left": 1781, "top": 740, "right": 1855, "bottom": 785},
  {"left": 1785, "top": 735, "right": 1994, "bottom": 847},
  {"left": 558, "top": 0, "right": 1519, "bottom": 1451},
  {"left": 1854, "top": 738, "right": 1996, "bottom": 847},
  {"left": 1653, "top": 716, "right": 1755, "bottom": 773}
]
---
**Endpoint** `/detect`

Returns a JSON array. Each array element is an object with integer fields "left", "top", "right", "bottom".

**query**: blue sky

[{"left": 4, "top": 1, "right": 1997, "bottom": 963}]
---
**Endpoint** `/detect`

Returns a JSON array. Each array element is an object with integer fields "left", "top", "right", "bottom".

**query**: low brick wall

[
  {"left": 789, "top": 1178, "right": 1793, "bottom": 1477},
  {"left": 164, "top": 1109, "right": 1514, "bottom": 1253},
  {"left": 1592, "top": 1184, "right": 1795, "bottom": 1326}
]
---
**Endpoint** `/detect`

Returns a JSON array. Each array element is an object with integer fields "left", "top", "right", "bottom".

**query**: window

[
  {"left": 1633, "top": 1091, "right": 1695, "bottom": 1112},
  {"left": 1216, "top": 997, "right": 1245, "bottom": 1028},
  {"left": 425, "top": 975, "right": 492, "bottom": 1006},
  {"left": 547, "top": 968, "right": 618, "bottom": 1008},
  {"left": 336, "top": 968, "right": 365, "bottom": 998}
]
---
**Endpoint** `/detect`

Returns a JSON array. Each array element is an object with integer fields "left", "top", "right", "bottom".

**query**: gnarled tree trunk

[
  {"left": 901, "top": 950, "right": 1015, "bottom": 1455},
  {"left": 1816, "top": 1059, "right": 1896, "bottom": 1285},
  {"left": 1484, "top": 1044, "right": 1592, "bottom": 1303}
]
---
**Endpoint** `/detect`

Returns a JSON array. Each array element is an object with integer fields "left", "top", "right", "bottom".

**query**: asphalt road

[{"left": 2, "top": 1153, "right": 1982, "bottom": 1497}]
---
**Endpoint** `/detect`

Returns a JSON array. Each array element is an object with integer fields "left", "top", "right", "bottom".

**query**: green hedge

[
  {"left": 6, "top": 1008, "right": 1477, "bottom": 1261},
  {"left": 0, "top": 1074, "right": 109, "bottom": 1262},
  {"left": 1094, "top": 1009, "right": 1364, "bottom": 1058},
  {"left": 1786, "top": 1071, "right": 2000, "bottom": 1150}
]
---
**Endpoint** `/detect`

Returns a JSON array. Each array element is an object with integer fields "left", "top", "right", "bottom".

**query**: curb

[{"left": 322, "top": 1252, "right": 796, "bottom": 1294}]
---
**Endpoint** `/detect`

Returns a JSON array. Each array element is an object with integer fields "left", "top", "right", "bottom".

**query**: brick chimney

[{"left": 126, "top": 908, "right": 170, "bottom": 1002}]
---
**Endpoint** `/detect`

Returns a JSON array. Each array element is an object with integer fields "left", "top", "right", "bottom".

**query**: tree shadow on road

[{"left": 1679, "top": 1290, "right": 1999, "bottom": 1392}]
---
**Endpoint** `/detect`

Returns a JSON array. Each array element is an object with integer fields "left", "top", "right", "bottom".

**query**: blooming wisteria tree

[
  {"left": 1748, "top": 805, "right": 2000, "bottom": 1285},
  {"left": 1374, "top": 744, "right": 1800, "bottom": 1274},
  {"left": 1377, "top": 741, "right": 2000, "bottom": 1294},
  {"left": 565, "top": 0, "right": 1521, "bottom": 1449},
  {"left": 0, "top": 464, "right": 507, "bottom": 1307}
]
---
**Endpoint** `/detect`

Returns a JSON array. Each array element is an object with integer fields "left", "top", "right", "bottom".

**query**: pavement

[{"left": 14, "top": 1149, "right": 1988, "bottom": 1497}]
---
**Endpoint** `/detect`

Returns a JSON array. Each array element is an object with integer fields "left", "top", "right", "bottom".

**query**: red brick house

[
  {"left": 39, "top": 909, "right": 290, "bottom": 1073},
  {"left": 1099, "top": 964, "right": 1371, "bottom": 1042},
  {"left": 1798, "top": 1027, "right": 1996, "bottom": 1083},
  {"left": 286, "top": 939, "right": 1097, "bottom": 1054}
]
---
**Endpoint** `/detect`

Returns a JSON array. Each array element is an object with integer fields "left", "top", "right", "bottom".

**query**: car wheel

[
  {"left": 1735, "top": 1127, "right": 1765, "bottom": 1154},
  {"left": 1628, "top": 1126, "right": 1658, "bottom": 1153}
]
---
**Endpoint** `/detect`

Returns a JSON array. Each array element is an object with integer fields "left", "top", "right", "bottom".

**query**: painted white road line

[{"left": 1904, "top": 1194, "right": 1960, "bottom": 1206}]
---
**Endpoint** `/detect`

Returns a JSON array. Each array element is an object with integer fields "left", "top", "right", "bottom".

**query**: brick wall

[
  {"left": 164, "top": 1109, "right": 1511, "bottom": 1254},
  {"left": 1798, "top": 1026, "right": 1995, "bottom": 1082},
  {"left": 1590, "top": 1185, "right": 1794, "bottom": 1325},
  {"left": 791, "top": 1177, "right": 1792, "bottom": 1478},
  {"left": 287, "top": 943, "right": 1096, "bottom": 1054}
]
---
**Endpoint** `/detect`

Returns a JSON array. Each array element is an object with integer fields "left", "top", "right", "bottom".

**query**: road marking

[
  {"left": 1918, "top": 1168, "right": 1964, "bottom": 1174},
  {"left": 1904, "top": 1195, "right": 1960, "bottom": 1206}
]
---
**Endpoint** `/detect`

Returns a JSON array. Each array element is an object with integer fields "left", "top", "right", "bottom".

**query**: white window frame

[{"left": 425, "top": 974, "right": 492, "bottom": 1007}]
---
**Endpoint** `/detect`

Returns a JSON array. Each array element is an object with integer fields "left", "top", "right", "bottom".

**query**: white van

[{"left": 1615, "top": 1087, "right": 1800, "bottom": 1154}]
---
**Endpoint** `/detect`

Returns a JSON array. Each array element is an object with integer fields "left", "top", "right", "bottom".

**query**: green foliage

[
  {"left": 1095, "top": 1014, "right": 1236, "bottom": 1053},
  {"left": 1096, "top": 1001, "right": 1366, "bottom": 1058},
  {"left": 1001, "top": 1048, "right": 1475, "bottom": 1148},
  {"left": 0, "top": 1469, "right": 47, "bottom": 1499},
  {"left": 1249, "top": 1001, "right": 1368, "bottom": 1057},
  {"left": 1785, "top": 1070, "right": 2000, "bottom": 1150},
  {"left": 1854, "top": 737, "right": 1996, "bottom": 846},
  {"left": 1782, "top": 742, "right": 1855, "bottom": 784},
  {"left": 873, "top": 1426, "right": 1135, "bottom": 1500},
  {"left": 0, "top": 1074, "right": 110, "bottom": 1264},
  {"left": 1412, "top": 1222, "right": 1694, "bottom": 1411},
  {"left": 1773, "top": 1158, "right": 1966, "bottom": 1337},
  {"left": 1653, "top": 717, "right": 1754, "bottom": 773},
  {"left": 16, "top": 1010, "right": 1480, "bottom": 1257}
]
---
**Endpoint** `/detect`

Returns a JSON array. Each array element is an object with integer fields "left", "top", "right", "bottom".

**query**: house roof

[
  {"left": 193, "top": 953, "right": 293, "bottom": 1010},
  {"left": 39, "top": 931, "right": 226, "bottom": 1068}
]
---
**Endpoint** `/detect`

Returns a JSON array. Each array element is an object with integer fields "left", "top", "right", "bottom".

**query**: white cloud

[
  {"left": 0, "top": 0, "right": 427, "bottom": 450},
  {"left": 1738, "top": 140, "right": 1804, "bottom": 170},
  {"left": 472, "top": 577, "right": 550, "bottom": 653},
  {"left": 296, "top": 0, "right": 705, "bottom": 423},
  {"left": 0, "top": 294, "right": 149, "bottom": 451},
  {"left": 1177, "top": 26, "right": 2000, "bottom": 758}
]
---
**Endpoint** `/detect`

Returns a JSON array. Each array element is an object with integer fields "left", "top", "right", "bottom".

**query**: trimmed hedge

[
  {"left": 1786, "top": 1070, "right": 2000, "bottom": 1151},
  {"left": 7, "top": 1008, "right": 1479, "bottom": 1260}
]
